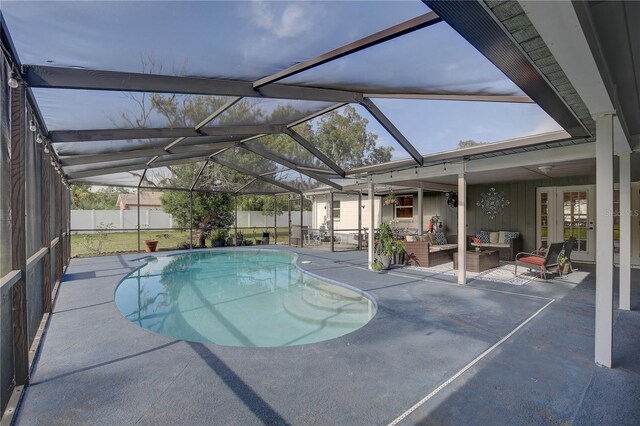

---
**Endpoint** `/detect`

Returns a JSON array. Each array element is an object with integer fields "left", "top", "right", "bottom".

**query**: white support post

[
  {"left": 619, "top": 152, "right": 631, "bottom": 311},
  {"left": 595, "top": 113, "right": 614, "bottom": 367},
  {"left": 368, "top": 182, "right": 375, "bottom": 270},
  {"left": 457, "top": 172, "right": 466, "bottom": 285},
  {"left": 417, "top": 188, "right": 424, "bottom": 235}
]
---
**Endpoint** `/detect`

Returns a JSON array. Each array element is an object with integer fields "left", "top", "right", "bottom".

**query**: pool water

[{"left": 115, "top": 250, "right": 376, "bottom": 347}]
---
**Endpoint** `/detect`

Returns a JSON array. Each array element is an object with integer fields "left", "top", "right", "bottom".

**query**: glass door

[{"left": 537, "top": 186, "right": 595, "bottom": 262}]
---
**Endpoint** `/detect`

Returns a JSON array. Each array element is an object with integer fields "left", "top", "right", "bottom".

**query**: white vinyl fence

[{"left": 71, "top": 210, "right": 312, "bottom": 233}]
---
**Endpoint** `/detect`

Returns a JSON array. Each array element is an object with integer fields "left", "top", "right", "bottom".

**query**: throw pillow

[
  {"left": 490, "top": 232, "right": 500, "bottom": 244},
  {"left": 435, "top": 232, "right": 448, "bottom": 245},
  {"left": 424, "top": 234, "right": 435, "bottom": 245},
  {"left": 477, "top": 230, "right": 490, "bottom": 243},
  {"left": 503, "top": 231, "right": 520, "bottom": 244}
]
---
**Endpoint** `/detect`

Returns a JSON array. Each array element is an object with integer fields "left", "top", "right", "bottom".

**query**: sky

[{"left": 5, "top": 0, "right": 564, "bottom": 163}]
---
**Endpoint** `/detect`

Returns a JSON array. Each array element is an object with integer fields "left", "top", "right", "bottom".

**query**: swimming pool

[{"left": 115, "top": 250, "right": 376, "bottom": 347}]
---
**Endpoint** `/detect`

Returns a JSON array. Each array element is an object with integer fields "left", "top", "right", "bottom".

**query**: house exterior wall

[
  {"left": 312, "top": 194, "right": 381, "bottom": 230},
  {"left": 466, "top": 176, "right": 595, "bottom": 253}
]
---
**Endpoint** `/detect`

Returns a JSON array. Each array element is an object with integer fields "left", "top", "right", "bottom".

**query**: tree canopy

[{"left": 118, "top": 93, "right": 393, "bottom": 224}]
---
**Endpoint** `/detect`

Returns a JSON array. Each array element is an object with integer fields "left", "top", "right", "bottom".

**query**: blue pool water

[{"left": 115, "top": 250, "right": 376, "bottom": 347}]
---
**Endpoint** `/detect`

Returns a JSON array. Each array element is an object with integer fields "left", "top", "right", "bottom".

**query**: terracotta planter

[{"left": 143, "top": 240, "right": 158, "bottom": 253}]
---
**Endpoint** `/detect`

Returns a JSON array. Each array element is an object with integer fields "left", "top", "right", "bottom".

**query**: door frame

[{"left": 537, "top": 185, "right": 596, "bottom": 262}]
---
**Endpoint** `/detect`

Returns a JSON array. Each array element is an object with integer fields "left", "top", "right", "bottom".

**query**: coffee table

[{"left": 453, "top": 250, "right": 500, "bottom": 273}]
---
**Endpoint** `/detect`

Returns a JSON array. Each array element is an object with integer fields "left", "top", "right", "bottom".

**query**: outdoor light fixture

[
  {"left": 7, "top": 71, "right": 19, "bottom": 88},
  {"left": 36, "top": 134, "right": 43, "bottom": 144},
  {"left": 29, "top": 120, "right": 36, "bottom": 132},
  {"left": 43, "top": 144, "right": 49, "bottom": 154},
  {"left": 538, "top": 165, "right": 553, "bottom": 174}
]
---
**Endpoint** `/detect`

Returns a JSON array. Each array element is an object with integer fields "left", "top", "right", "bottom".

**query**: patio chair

[{"left": 515, "top": 242, "right": 564, "bottom": 279}]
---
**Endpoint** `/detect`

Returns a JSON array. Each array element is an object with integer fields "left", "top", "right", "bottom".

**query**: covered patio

[{"left": 1, "top": 1, "right": 639, "bottom": 423}]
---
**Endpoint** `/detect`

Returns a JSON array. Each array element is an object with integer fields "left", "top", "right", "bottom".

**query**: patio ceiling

[{"left": 0, "top": 1, "right": 593, "bottom": 194}]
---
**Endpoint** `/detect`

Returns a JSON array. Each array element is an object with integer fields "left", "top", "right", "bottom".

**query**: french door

[{"left": 537, "top": 186, "right": 595, "bottom": 262}]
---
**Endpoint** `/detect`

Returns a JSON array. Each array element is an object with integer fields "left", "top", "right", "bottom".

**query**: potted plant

[
  {"left": 371, "top": 258, "right": 385, "bottom": 272},
  {"left": 558, "top": 253, "right": 570, "bottom": 275},
  {"left": 235, "top": 232, "right": 244, "bottom": 246},
  {"left": 374, "top": 223, "right": 405, "bottom": 270},
  {"left": 471, "top": 235, "right": 483, "bottom": 252},
  {"left": 384, "top": 192, "right": 398, "bottom": 206},
  {"left": 143, "top": 239, "right": 158, "bottom": 253},
  {"left": 211, "top": 229, "right": 227, "bottom": 247}
]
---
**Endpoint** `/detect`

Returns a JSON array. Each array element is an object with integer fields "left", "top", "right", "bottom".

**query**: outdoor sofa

[
  {"left": 404, "top": 233, "right": 457, "bottom": 268},
  {"left": 468, "top": 230, "right": 523, "bottom": 261}
]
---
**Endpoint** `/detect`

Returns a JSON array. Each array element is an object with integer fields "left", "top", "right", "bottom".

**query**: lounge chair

[{"left": 515, "top": 242, "right": 564, "bottom": 279}]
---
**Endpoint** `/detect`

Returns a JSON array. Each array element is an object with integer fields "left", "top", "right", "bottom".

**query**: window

[
  {"left": 395, "top": 196, "right": 413, "bottom": 219},
  {"left": 332, "top": 200, "right": 340, "bottom": 222}
]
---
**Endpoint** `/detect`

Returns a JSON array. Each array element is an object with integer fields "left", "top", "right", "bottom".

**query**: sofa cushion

[
  {"left": 477, "top": 230, "right": 490, "bottom": 243},
  {"left": 471, "top": 242, "right": 510, "bottom": 248},
  {"left": 518, "top": 256, "right": 545, "bottom": 266},
  {"left": 430, "top": 244, "right": 457, "bottom": 252},
  {"left": 503, "top": 231, "right": 520, "bottom": 243},
  {"left": 490, "top": 232, "right": 500, "bottom": 244},
  {"left": 434, "top": 232, "right": 448, "bottom": 245}
]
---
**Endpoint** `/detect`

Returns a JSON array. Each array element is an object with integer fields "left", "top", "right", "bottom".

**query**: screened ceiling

[{"left": 1, "top": 0, "right": 588, "bottom": 194}]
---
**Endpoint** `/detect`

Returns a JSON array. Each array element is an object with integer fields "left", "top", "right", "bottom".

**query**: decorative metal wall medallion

[{"left": 476, "top": 187, "right": 510, "bottom": 219}]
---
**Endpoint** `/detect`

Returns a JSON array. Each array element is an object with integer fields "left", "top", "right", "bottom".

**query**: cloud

[
  {"left": 527, "top": 115, "right": 564, "bottom": 136},
  {"left": 249, "top": 0, "right": 309, "bottom": 39}
]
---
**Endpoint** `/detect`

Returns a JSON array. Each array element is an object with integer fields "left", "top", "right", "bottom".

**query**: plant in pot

[
  {"left": 374, "top": 223, "right": 405, "bottom": 270},
  {"left": 558, "top": 253, "right": 570, "bottom": 275},
  {"left": 211, "top": 228, "right": 227, "bottom": 247},
  {"left": 384, "top": 192, "right": 398, "bottom": 206},
  {"left": 143, "top": 239, "right": 158, "bottom": 253}
]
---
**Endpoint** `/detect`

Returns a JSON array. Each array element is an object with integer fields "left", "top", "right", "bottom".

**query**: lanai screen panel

[
  {"left": 2, "top": 1, "right": 428, "bottom": 79},
  {"left": 289, "top": 104, "right": 409, "bottom": 165},
  {"left": 140, "top": 162, "right": 209, "bottom": 189},
  {"left": 243, "top": 135, "right": 334, "bottom": 172},
  {"left": 71, "top": 169, "right": 147, "bottom": 188},
  {"left": 193, "top": 162, "right": 257, "bottom": 193},
  {"left": 372, "top": 98, "right": 564, "bottom": 154},
  {"left": 281, "top": 20, "right": 525, "bottom": 96},
  {"left": 31, "top": 89, "right": 237, "bottom": 131},
  {"left": 210, "top": 98, "right": 336, "bottom": 126}
]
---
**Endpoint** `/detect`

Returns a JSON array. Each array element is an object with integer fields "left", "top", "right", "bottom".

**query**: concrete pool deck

[{"left": 15, "top": 247, "right": 640, "bottom": 425}]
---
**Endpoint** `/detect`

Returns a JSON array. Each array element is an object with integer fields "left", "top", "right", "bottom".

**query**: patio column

[
  {"left": 619, "top": 152, "right": 631, "bottom": 311},
  {"left": 417, "top": 188, "right": 424, "bottom": 235},
  {"left": 457, "top": 172, "right": 466, "bottom": 285},
  {"left": 368, "top": 182, "right": 375, "bottom": 270},
  {"left": 357, "top": 192, "right": 362, "bottom": 250},
  {"left": 330, "top": 192, "right": 335, "bottom": 252},
  {"left": 595, "top": 113, "right": 614, "bottom": 368}
]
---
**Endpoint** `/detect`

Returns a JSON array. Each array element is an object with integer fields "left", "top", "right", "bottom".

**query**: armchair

[{"left": 515, "top": 242, "right": 564, "bottom": 280}]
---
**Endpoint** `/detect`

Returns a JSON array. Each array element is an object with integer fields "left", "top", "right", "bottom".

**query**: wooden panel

[{"left": 10, "top": 86, "right": 29, "bottom": 386}]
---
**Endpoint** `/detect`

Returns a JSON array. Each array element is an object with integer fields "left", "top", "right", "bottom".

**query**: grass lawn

[{"left": 71, "top": 228, "right": 291, "bottom": 257}]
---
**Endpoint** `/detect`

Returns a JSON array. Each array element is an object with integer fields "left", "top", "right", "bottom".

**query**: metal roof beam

[
  {"left": 49, "top": 124, "right": 286, "bottom": 143},
  {"left": 66, "top": 155, "right": 212, "bottom": 179},
  {"left": 190, "top": 160, "right": 209, "bottom": 191},
  {"left": 284, "top": 128, "right": 345, "bottom": 177},
  {"left": 23, "top": 65, "right": 364, "bottom": 103},
  {"left": 363, "top": 93, "right": 534, "bottom": 103},
  {"left": 253, "top": 12, "right": 442, "bottom": 88},
  {"left": 361, "top": 98, "right": 423, "bottom": 166},
  {"left": 240, "top": 143, "right": 343, "bottom": 190},
  {"left": 208, "top": 157, "right": 301, "bottom": 194},
  {"left": 234, "top": 178, "right": 258, "bottom": 193}
]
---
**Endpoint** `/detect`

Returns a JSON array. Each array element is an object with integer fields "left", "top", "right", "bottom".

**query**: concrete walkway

[{"left": 15, "top": 248, "right": 640, "bottom": 425}]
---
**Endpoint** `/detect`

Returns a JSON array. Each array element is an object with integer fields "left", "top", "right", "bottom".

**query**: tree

[{"left": 119, "top": 92, "right": 393, "bottom": 230}]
